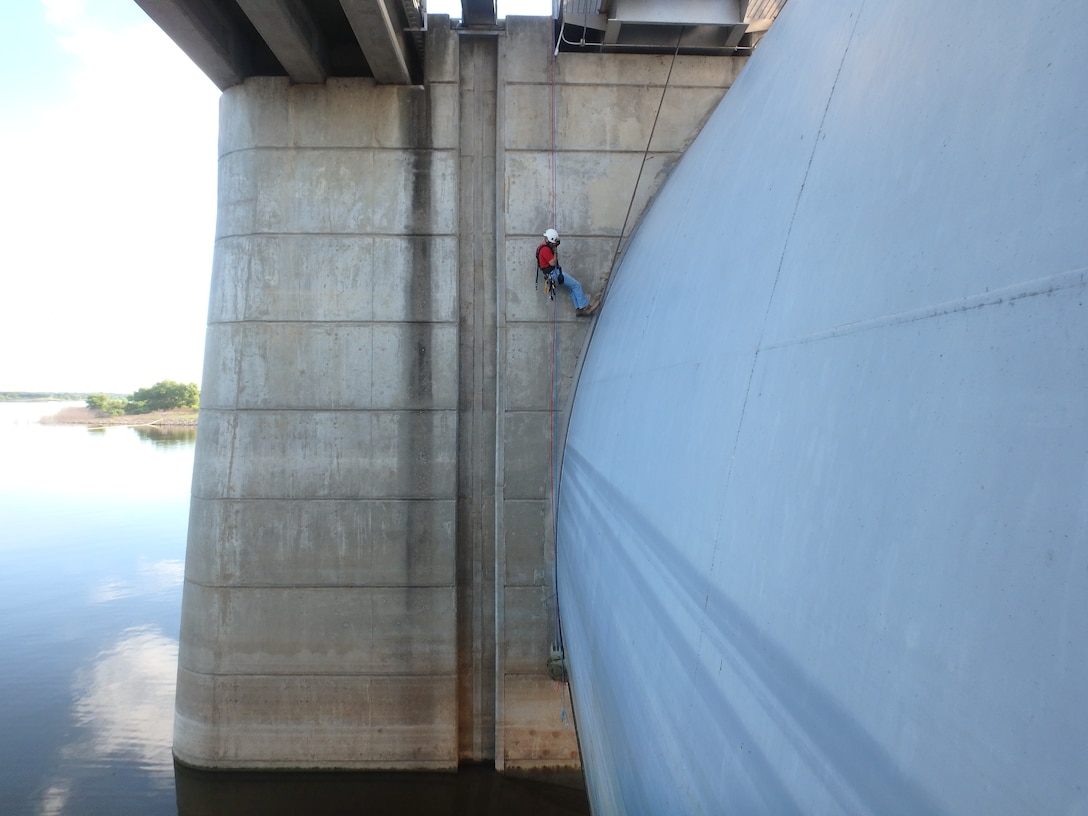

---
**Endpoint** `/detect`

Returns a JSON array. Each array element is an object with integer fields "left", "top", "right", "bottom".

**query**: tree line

[
  {"left": 0, "top": 392, "right": 87, "bottom": 401},
  {"left": 86, "top": 380, "right": 200, "bottom": 416}
]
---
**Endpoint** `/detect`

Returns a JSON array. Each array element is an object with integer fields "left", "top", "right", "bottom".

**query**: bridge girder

[
  {"left": 134, "top": 0, "right": 429, "bottom": 89},
  {"left": 134, "top": 2, "right": 788, "bottom": 91},
  {"left": 235, "top": 0, "right": 330, "bottom": 84},
  {"left": 460, "top": 0, "right": 497, "bottom": 26}
]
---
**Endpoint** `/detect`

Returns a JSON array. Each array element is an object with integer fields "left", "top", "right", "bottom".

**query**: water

[
  {"left": 0, "top": 402, "right": 589, "bottom": 815},
  {"left": 0, "top": 402, "right": 190, "bottom": 816}
]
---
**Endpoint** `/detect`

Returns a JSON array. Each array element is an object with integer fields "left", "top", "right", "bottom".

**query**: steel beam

[
  {"left": 134, "top": 0, "right": 248, "bottom": 89},
  {"left": 341, "top": 0, "right": 414, "bottom": 84},
  {"left": 461, "top": 0, "right": 497, "bottom": 26},
  {"left": 236, "top": 0, "right": 328, "bottom": 84}
]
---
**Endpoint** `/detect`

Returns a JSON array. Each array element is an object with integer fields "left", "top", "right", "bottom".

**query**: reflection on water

[
  {"left": 37, "top": 628, "right": 179, "bottom": 815},
  {"left": 133, "top": 425, "right": 198, "bottom": 447},
  {"left": 90, "top": 559, "right": 185, "bottom": 604},
  {"left": 0, "top": 402, "right": 188, "bottom": 816},
  {"left": 0, "top": 403, "right": 589, "bottom": 815},
  {"left": 175, "top": 762, "right": 590, "bottom": 816},
  {"left": 70, "top": 627, "right": 178, "bottom": 778}
]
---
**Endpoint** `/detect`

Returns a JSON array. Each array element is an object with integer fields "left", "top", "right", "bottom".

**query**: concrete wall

[
  {"left": 175, "top": 14, "right": 745, "bottom": 771},
  {"left": 496, "top": 18, "right": 745, "bottom": 771},
  {"left": 558, "top": 0, "right": 1088, "bottom": 811}
]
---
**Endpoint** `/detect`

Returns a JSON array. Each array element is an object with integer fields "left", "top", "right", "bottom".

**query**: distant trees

[
  {"left": 86, "top": 393, "right": 127, "bottom": 416},
  {"left": 126, "top": 380, "right": 200, "bottom": 414},
  {"left": 85, "top": 381, "right": 200, "bottom": 416},
  {"left": 0, "top": 392, "right": 86, "bottom": 401}
]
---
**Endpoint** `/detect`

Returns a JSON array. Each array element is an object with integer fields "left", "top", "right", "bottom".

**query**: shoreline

[{"left": 41, "top": 406, "right": 199, "bottom": 427}]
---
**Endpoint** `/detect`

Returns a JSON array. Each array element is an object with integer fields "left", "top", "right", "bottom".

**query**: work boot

[{"left": 576, "top": 295, "right": 601, "bottom": 316}]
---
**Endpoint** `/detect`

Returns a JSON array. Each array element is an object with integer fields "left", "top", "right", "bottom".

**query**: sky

[{"left": 0, "top": 0, "right": 550, "bottom": 395}]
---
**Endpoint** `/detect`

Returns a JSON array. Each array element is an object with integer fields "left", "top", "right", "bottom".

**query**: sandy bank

[{"left": 42, "top": 406, "right": 199, "bottom": 427}]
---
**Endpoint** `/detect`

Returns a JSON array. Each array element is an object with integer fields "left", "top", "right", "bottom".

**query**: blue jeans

[{"left": 548, "top": 269, "right": 589, "bottom": 309}]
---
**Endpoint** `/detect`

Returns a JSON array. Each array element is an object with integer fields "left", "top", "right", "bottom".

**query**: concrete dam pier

[{"left": 172, "top": 13, "right": 749, "bottom": 770}]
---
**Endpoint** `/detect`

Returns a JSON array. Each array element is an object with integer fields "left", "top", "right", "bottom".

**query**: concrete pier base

[{"left": 175, "top": 15, "right": 744, "bottom": 771}]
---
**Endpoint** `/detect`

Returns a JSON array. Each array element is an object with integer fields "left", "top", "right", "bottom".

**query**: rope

[
  {"left": 540, "top": 24, "right": 683, "bottom": 736},
  {"left": 549, "top": 21, "right": 558, "bottom": 227},
  {"left": 600, "top": 27, "right": 684, "bottom": 295},
  {"left": 548, "top": 18, "right": 570, "bottom": 725}
]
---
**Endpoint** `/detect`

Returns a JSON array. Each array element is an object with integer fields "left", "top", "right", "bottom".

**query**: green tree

[
  {"left": 125, "top": 380, "right": 200, "bottom": 414},
  {"left": 86, "top": 393, "right": 126, "bottom": 416}
]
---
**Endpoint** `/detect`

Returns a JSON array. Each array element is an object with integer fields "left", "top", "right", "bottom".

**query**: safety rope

[
  {"left": 600, "top": 27, "right": 684, "bottom": 294},
  {"left": 549, "top": 20, "right": 558, "bottom": 227},
  {"left": 547, "top": 18, "right": 571, "bottom": 731},
  {"left": 543, "top": 22, "right": 683, "bottom": 737},
  {"left": 549, "top": 15, "right": 559, "bottom": 599}
]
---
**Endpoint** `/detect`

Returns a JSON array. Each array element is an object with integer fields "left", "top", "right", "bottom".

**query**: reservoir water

[
  {"left": 0, "top": 401, "right": 189, "bottom": 815},
  {"left": 0, "top": 402, "right": 588, "bottom": 815}
]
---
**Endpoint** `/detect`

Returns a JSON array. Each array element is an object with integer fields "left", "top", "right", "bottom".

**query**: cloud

[
  {"left": 3, "top": 0, "right": 554, "bottom": 393},
  {"left": 1, "top": 1, "right": 220, "bottom": 393},
  {"left": 38, "top": 625, "right": 178, "bottom": 814},
  {"left": 69, "top": 626, "right": 178, "bottom": 775},
  {"left": 37, "top": 779, "right": 72, "bottom": 816},
  {"left": 90, "top": 558, "right": 185, "bottom": 603},
  {"left": 42, "top": 0, "right": 85, "bottom": 27}
]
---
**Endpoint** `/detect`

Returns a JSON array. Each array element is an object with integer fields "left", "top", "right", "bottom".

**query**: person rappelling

[{"left": 536, "top": 229, "right": 601, "bottom": 316}]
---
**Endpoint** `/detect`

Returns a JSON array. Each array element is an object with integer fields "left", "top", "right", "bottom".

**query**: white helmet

[{"left": 543, "top": 229, "right": 560, "bottom": 243}]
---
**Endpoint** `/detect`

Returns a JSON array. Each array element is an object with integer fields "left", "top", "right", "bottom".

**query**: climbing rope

[
  {"left": 600, "top": 27, "right": 684, "bottom": 294},
  {"left": 542, "top": 22, "right": 683, "bottom": 736},
  {"left": 547, "top": 19, "right": 572, "bottom": 731},
  {"left": 545, "top": 16, "right": 681, "bottom": 700},
  {"left": 549, "top": 19, "right": 558, "bottom": 227}
]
